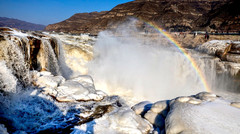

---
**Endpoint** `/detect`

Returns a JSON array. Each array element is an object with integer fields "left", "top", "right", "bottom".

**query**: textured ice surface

[
  {"left": 197, "top": 40, "right": 232, "bottom": 55},
  {"left": 166, "top": 98, "right": 240, "bottom": 134},
  {"left": 133, "top": 92, "right": 240, "bottom": 134},
  {"left": 35, "top": 73, "right": 65, "bottom": 88},
  {"left": 34, "top": 71, "right": 106, "bottom": 102},
  {"left": 72, "top": 105, "right": 152, "bottom": 134}
]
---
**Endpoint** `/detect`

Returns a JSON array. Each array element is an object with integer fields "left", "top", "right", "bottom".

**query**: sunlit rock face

[
  {"left": 45, "top": 11, "right": 108, "bottom": 34},
  {"left": 133, "top": 92, "right": 240, "bottom": 134},
  {"left": 45, "top": 0, "right": 239, "bottom": 34}
]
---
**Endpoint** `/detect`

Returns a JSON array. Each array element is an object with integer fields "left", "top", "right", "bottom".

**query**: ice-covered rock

[
  {"left": 198, "top": 40, "right": 231, "bottom": 55},
  {"left": 133, "top": 100, "right": 169, "bottom": 132},
  {"left": 55, "top": 75, "right": 106, "bottom": 102},
  {"left": 0, "top": 124, "right": 8, "bottom": 134},
  {"left": 71, "top": 75, "right": 95, "bottom": 91},
  {"left": 195, "top": 92, "right": 218, "bottom": 101},
  {"left": 132, "top": 101, "right": 152, "bottom": 116},
  {"left": 134, "top": 92, "right": 240, "bottom": 134},
  {"left": 151, "top": 100, "right": 169, "bottom": 115},
  {"left": 197, "top": 40, "right": 240, "bottom": 84},
  {"left": 144, "top": 111, "right": 165, "bottom": 129},
  {"left": 166, "top": 97, "right": 240, "bottom": 134},
  {"left": 35, "top": 73, "right": 65, "bottom": 89},
  {"left": 33, "top": 72, "right": 106, "bottom": 102},
  {"left": 198, "top": 40, "right": 240, "bottom": 64},
  {"left": 72, "top": 105, "right": 152, "bottom": 134},
  {"left": 143, "top": 100, "right": 169, "bottom": 130}
]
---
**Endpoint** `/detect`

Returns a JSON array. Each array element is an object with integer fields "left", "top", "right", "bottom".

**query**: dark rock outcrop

[
  {"left": 45, "top": 0, "right": 239, "bottom": 34},
  {"left": 0, "top": 17, "right": 45, "bottom": 31},
  {"left": 194, "top": 0, "right": 240, "bottom": 32}
]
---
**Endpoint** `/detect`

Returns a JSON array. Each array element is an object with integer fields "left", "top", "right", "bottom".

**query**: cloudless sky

[{"left": 0, "top": 0, "right": 133, "bottom": 25}]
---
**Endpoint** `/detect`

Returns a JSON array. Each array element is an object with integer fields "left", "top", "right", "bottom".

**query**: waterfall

[
  {"left": 0, "top": 30, "right": 80, "bottom": 133},
  {"left": 186, "top": 50, "right": 217, "bottom": 91},
  {"left": 0, "top": 61, "right": 17, "bottom": 93},
  {"left": 0, "top": 36, "right": 30, "bottom": 87},
  {"left": 0, "top": 28, "right": 239, "bottom": 133},
  {"left": 54, "top": 38, "right": 73, "bottom": 79},
  {"left": 88, "top": 31, "right": 239, "bottom": 102},
  {"left": 40, "top": 39, "right": 61, "bottom": 76},
  {"left": 0, "top": 30, "right": 72, "bottom": 89},
  {"left": 88, "top": 32, "right": 208, "bottom": 101}
]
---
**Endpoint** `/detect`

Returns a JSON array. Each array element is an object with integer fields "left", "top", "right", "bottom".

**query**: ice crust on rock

[
  {"left": 34, "top": 71, "right": 106, "bottom": 102},
  {"left": 195, "top": 92, "right": 218, "bottom": 101},
  {"left": 166, "top": 98, "right": 240, "bottom": 134},
  {"left": 197, "top": 40, "right": 240, "bottom": 76},
  {"left": 151, "top": 100, "right": 169, "bottom": 114},
  {"left": 72, "top": 105, "right": 152, "bottom": 134},
  {"left": 132, "top": 101, "right": 152, "bottom": 116},
  {"left": 197, "top": 40, "right": 231, "bottom": 55},
  {"left": 35, "top": 74, "right": 65, "bottom": 88},
  {"left": 133, "top": 92, "right": 240, "bottom": 134},
  {"left": 2, "top": 29, "right": 240, "bottom": 134}
]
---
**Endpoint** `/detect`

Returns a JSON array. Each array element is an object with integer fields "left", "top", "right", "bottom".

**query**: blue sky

[{"left": 0, "top": 0, "right": 132, "bottom": 25}]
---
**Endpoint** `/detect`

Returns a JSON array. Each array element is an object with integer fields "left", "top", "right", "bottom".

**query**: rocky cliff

[
  {"left": 195, "top": 0, "right": 240, "bottom": 32},
  {"left": 45, "top": 0, "right": 239, "bottom": 34}
]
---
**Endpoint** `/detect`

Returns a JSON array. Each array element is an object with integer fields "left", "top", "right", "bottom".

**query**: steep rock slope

[
  {"left": 45, "top": 0, "right": 239, "bottom": 34},
  {"left": 195, "top": 0, "right": 240, "bottom": 32},
  {"left": 45, "top": 11, "right": 107, "bottom": 34}
]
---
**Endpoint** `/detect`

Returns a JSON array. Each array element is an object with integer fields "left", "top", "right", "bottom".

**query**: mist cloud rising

[{"left": 88, "top": 21, "right": 205, "bottom": 102}]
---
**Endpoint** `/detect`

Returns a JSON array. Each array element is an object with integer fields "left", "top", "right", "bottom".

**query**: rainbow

[{"left": 144, "top": 21, "right": 211, "bottom": 92}]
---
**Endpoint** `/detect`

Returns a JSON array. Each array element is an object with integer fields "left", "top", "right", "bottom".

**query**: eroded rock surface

[{"left": 45, "top": 0, "right": 239, "bottom": 34}]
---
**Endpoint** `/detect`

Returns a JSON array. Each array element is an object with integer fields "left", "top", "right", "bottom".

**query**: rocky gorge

[{"left": 0, "top": 27, "right": 240, "bottom": 134}]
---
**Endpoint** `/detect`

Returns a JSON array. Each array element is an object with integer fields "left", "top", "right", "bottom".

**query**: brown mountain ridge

[
  {"left": 45, "top": 0, "right": 240, "bottom": 34},
  {"left": 0, "top": 17, "right": 45, "bottom": 31}
]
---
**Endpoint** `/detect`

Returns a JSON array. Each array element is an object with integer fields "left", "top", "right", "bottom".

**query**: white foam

[
  {"left": 9, "top": 29, "right": 29, "bottom": 37},
  {"left": 0, "top": 61, "right": 17, "bottom": 93},
  {"left": 88, "top": 31, "right": 208, "bottom": 102}
]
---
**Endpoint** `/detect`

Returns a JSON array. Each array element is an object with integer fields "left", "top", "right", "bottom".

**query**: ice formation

[
  {"left": 0, "top": 27, "right": 240, "bottom": 134},
  {"left": 133, "top": 92, "right": 240, "bottom": 134}
]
